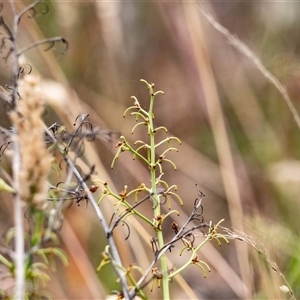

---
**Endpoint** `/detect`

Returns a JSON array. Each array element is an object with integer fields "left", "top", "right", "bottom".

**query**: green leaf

[
  {"left": 36, "top": 247, "right": 68, "bottom": 270},
  {"left": 0, "top": 254, "right": 13, "bottom": 269},
  {"left": 51, "top": 248, "right": 68, "bottom": 267},
  {"left": 0, "top": 178, "right": 14, "bottom": 193}
]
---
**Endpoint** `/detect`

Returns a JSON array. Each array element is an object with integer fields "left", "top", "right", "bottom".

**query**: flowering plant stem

[{"left": 146, "top": 81, "right": 170, "bottom": 299}]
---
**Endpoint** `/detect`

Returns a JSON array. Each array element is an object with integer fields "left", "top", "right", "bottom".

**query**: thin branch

[
  {"left": 129, "top": 190, "right": 206, "bottom": 299},
  {"left": 12, "top": 139, "right": 25, "bottom": 300},
  {"left": 0, "top": 125, "right": 13, "bottom": 136},
  {"left": 44, "top": 126, "right": 131, "bottom": 300},
  {"left": 17, "top": 37, "right": 68, "bottom": 57},
  {"left": 66, "top": 155, "right": 131, "bottom": 299},
  {"left": 10, "top": 0, "right": 19, "bottom": 108},
  {"left": 16, "top": 0, "right": 41, "bottom": 24},
  {"left": 108, "top": 193, "right": 152, "bottom": 236},
  {"left": 9, "top": 0, "right": 25, "bottom": 297},
  {"left": 0, "top": 16, "right": 13, "bottom": 38}
]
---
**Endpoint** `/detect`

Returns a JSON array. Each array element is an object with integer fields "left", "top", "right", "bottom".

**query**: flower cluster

[{"left": 10, "top": 75, "right": 52, "bottom": 208}]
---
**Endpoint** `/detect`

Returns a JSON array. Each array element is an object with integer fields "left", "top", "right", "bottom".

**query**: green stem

[
  {"left": 169, "top": 235, "right": 210, "bottom": 278},
  {"left": 104, "top": 188, "right": 153, "bottom": 226},
  {"left": 147, "top": 83, "right": 170, "bottom": 299},
  {"left": 26, "top": 208, "right": 44, "bottom": 299}
]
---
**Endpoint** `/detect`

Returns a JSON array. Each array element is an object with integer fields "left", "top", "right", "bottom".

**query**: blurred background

[{"left": 1, "top": 1, "right": 300, "bottom": 299}]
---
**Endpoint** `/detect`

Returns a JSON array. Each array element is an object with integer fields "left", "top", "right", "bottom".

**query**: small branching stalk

[{"left": 96, "top": 80, "right": 229, "bottom": 299}]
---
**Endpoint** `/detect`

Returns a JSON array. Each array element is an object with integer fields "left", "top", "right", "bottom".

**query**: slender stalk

[
  {"left": 12, "top": 139, "right": 25, "bottom": 300},
  {"left": 44, "top": 126, "right": 131, "bottom": 299},
  {"left": 66, "top": 156, "right": 131, "bottom": 299},
  {"left": 9, "top": 1, "right": 26, "bottom": 298},
  {"left": 168, "top": 236, "right": 210, "bottom": 279},
  {"left": 10, "top": 1, "right": 19, "bottom": 109},
  {"left": 147, "top": 84, "right": 170, "bottom": 299}
]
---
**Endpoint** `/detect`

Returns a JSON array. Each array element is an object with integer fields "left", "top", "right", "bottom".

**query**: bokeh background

[{"left": 1, "top": 1, "right": 300, "bottom": 299}]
